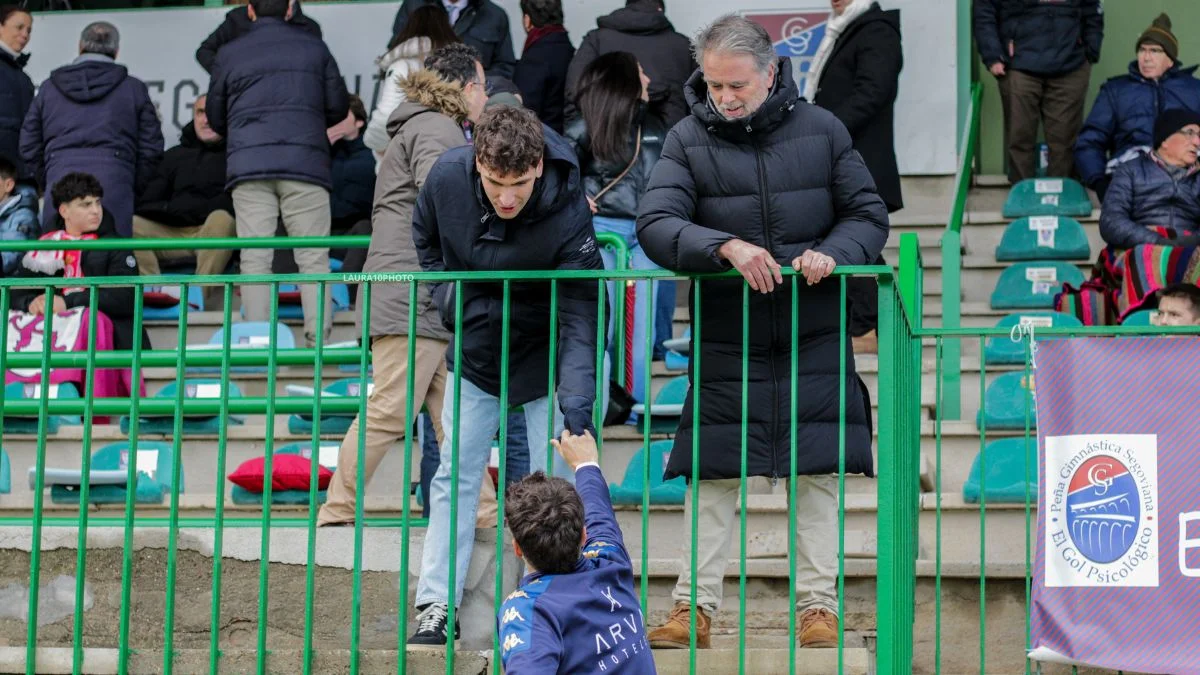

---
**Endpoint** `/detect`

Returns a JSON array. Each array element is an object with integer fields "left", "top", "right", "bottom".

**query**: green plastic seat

[
  {"left": 609, "top": 440, "right": 686, "bottom": 505},
  {"left": 49, "top": 441, "right": 180, "bottom": 505},
  {"left": 121, "top": 380, "right": 245, "bottom": 435},
  {"left": 230, "top": 442, "right": 340, "bottom": 506},
  {"left": 1002, "top": 177, "right": 1093, "bottom": 218},
  {"left": 983, "top": 312, "right": 1081, "bottom": 365},
  {"left": 963, "top": 438, "right": 1038, "bottom": 504},
  {"left": 976, "top": 372, "right": 1037, "bottom": 431},
  {"left": 2, "top": 382, "right": 82, "bottom": 434},
  {"left": 0, "top": 448, "right": 10, "bottom": 494},
  {"left": 990, "top": 262, "right": 1085, "bottom": 309},
  {"left": 1121, "top": 309, "right": 1157, "bottom": 326},
  {"left": 630, "top": 376, "right": 689, "bottom": 435},
  {"left": 995, "top": 216, "right": 1091, "bottom": 261},
  {"left": 287, "top": 378, "right": 373, "bottom": 436}
]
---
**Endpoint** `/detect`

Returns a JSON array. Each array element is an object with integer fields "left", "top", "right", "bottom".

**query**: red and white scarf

[{"left": 21, "top": 230, "right": 98, "bottom": 294}]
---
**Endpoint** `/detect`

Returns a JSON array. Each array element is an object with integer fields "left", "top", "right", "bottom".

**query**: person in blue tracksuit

[{"left": 498, "top": 429, "right": 656, "bottom": 674}]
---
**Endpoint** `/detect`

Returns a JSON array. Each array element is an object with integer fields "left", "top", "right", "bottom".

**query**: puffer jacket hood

[
  {"left": 685, "top": 57, "right": 801, "bottom": 137},
  {"left": 0, "top": 182, "right": 37, "bottom": 219},
  {"left": 388, "top": 69, "right": 470, "bottom": 136},
  {"left": 48, "top": 60, "right": 128, "bottom": 104},
  {"left": 596, "top": 1, "right": 674, "bottom": 35},
  {"left": 377, "top": 36, "right": 430, "bottom": 73},
  {"left": 0, "top": 49, "right": 29, "bottom": 69}
]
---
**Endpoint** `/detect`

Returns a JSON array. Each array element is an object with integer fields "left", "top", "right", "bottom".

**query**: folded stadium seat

[
  {"left": 119, "top": 379, "right": 245, "bottom": 435},
  {"left": 608, "top": 439, "right": 686, "bottom": 505},
  {"left": 990, "top": 261, "right": 1085, "bottom": 309},
  {"left": 630, "top": 376, "right": 687, "bottom": 435},
  {"left": 994, "top": 215, "right": 1091, "bottom": 261},
  {"left": 251, "top": 282, "right": 351, "bottom": 320},
  {"left": 43, "top": 441, "right": 180, "bottom": 505},
  {"left": 1, "top": 382, "right": 83, "bottom": 434},
  {"left": 286, "top": 378, "right": 373, "bottom": 435},
  {"left": 662, "top": 328, "right": 690, "bottom": 355},
  {"left": 0, "top": 448, "right": 10, "bottom": 494},
  {"left": 962, "top": 437, "right": 1037, "bottom": 504},
  {"left": 1001, "top": 177, "right": 1093, "bottom": 218},
  {"left": 187, "top": 322, "right": 296, "bottom": 374},
  {"left": 142, "top": 284, "right": 204, "bottom": 321},
  {"left": 983, "top": 312, "right": 1081, "bottom": 365},
  {"left": 229, "top": 442, "right": 338, "bottom": 506},
  {"left": 976, "top": 371, "right": 1037, "bottom": 431},
  {"left": 1121, "top": 309, "right": 1157, "bottom": 326}
]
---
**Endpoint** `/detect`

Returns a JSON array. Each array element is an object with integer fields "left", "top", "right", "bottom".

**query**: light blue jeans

[
  {"left": 415, "top": 374, "right": 567, "bottom": 608},
  {"left": 594, "top": 216, "right": 661, "bottom": 404}
]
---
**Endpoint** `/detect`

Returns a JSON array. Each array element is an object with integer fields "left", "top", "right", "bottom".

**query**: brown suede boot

[
  {"left": 797, "top": 608, "right": 839, "bottom": 648},
  {"left": 648, "top": 603, "right": 711, "bottom": 649}
]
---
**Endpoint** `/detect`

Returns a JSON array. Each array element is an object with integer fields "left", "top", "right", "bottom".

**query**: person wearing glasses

[{"left": 1076, "top": 14, "right": 1200, "bottom": 200}]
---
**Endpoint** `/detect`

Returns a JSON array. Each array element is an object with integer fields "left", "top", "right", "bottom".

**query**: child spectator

[
  {"left": 498, "top": 430, "right": 655, "bottom": 674},
  {"left": 0, "top": 155, "right": 38, "bottom": 276},
  {"left": 1153, "top": 284, "right": 1200, "bottom": 327}
]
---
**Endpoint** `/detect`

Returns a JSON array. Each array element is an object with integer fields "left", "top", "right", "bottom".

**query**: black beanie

[
  {"left": 1153, "top": 108, "right": 1200, "bottom": 149},
  {"left": 1138, "top": 13, "right": 1179, "bottom": 64}
]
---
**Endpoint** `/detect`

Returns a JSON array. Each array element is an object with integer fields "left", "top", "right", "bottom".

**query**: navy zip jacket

[
  {"left": 497, "top": 465, "right": 655, "bottom": 674},
  {"left": 973, "top": 0, "right": 1103, "bottom": 77}
]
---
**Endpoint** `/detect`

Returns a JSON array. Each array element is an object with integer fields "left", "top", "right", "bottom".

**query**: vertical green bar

[
  {"left": 71, "top": 288, "right": 102, "bottom": 674},
  {"left": 255, "top": 283, "right": 282, "bottom": 675},
  {"left": 874, "top": 275, "right": 898, "bottom": 674},
  {"left": 737, "top": 283, "right": 749, "bottom": 675},
  {"left": 639, "top": 274, "right": 654, "bottom": 611},
  {"left": 1022, "top": 335, "right": 1034, "bottom": 675},
  {"left": 594, "top": 279, "right": 606, "bottom": 456},
  {"left": 837, "top": 275, "right": 847, "bottom": 670},
  {"left": 163, "top": 283, "right": 191, "bottom": 675},
  {"left": 545, "top": 280, "right": 558, "bottom": 473},
  {"left": 688, "top": 280, "right": 701, "bottom": 674},
  {"left": 117, "top": 289, "right": 146, "bottom": 674},
  {"left": 209, "top": 283, "right": 235, "bottom": 675},
  {"left": 397, "top": 282, "right": 419, "bottom": 675},
  {"left": 302, "top": 282, "right": 328, "bottom": 675},
  {"left": 493, "top": 280, "right": 512, "bottom": 673},
  {"left": 978, "top": 337, "right": 988, "bottom": 674},
  {"left": 788, "top": 276, "right": 798, "bottom": 675},
  {"left": 26, "top": 286, "right": 57, "bottom": 673},
  {"left": 352, "top": 282, "right": 372, "bottom": 675},
  {"left": 934, "top": 337, "right": 944, "bottom": 675},
  {"left": 445, "top": 280, "right": 464, "bottom": 675}
]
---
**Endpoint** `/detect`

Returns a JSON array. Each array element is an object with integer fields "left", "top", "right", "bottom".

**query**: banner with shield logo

[{"left": 1031, "top": 338, "right": 1200, "bottom": 674}]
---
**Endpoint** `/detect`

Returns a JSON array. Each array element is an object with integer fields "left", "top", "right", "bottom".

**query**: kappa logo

[
  {"left": 502, "top": 632, "right": 525, "bottom": 653},
  {"left": 506, "top": 589, "right": 530, "bottom": 601},
  {"left": 501, "top": 606, "right": 525, "bottom": 625},
  {"left": 579, "top": 237, "right": 597, "bottom": 255}
]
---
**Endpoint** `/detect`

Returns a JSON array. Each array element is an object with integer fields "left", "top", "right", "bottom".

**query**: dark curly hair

[
  {"left": 424, "top": 43, "right": 483, "bottom": 87},
  {"left": 519, "top": 0, "right": 563, "bottom": 27},
  {"left": 473, "top": 106, "right": 544, "bottom": 177},
  {"left": 505, "top": 472, "right": 584, "bottom": 574},
  {"left": 51, "top": 172, "right": 104, "bottom": 207}
]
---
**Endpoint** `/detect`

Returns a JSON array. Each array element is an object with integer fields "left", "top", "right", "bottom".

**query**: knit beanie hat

[
  {"left": 1138, "top": 13, "right": 1179, "bottom": 64},
  {"left": 1153, "top": 108, "right": 1200, "bottom": 149}
]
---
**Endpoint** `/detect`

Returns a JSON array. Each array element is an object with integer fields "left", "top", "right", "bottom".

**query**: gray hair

[
  {"left": 692, "top": 14, "right": 776, "bottom": 73},
  {"left": 79, "top": 21, "right": 119, "bottom": 58}
]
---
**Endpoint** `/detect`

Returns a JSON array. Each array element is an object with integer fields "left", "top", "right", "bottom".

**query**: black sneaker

[{"left": 408, "top": 603, "right": 459, "bottom": 649}]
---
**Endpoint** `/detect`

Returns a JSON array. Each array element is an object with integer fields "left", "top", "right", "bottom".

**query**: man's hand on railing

[
  {"left": 793, "top": 250, "right": 837, "bottom": 286},
  {"left": 718, "top": 239, "right": 783, "bottom": 293},
  {"left": 563, "top": 408, "right": 596, "bottom": 438},
  {"left": 551, "top": 429, "right": 599, "bottom": 470}
]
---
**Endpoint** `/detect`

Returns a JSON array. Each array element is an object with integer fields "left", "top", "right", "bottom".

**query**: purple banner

[{"left": 1032, "top": 337, "right": 1200, "bottom": 673}]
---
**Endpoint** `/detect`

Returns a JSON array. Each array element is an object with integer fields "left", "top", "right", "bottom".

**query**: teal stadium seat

[
  {"left": 142, "top": 283, "right": 204, "bottom": 320},
  {"left": 990, "top": 262, "right": 1085, "bottom": 309},
  {"left": 963, "top": 438, "right": 1037, "bottom": 504},
  {"left": 46, "top": 441, "right": 180, "bottom": 505},
  {"left": 287, "top": 378, "right": 373, "bottom": 435},
  {"left": 608, "top": 440, "right": 686, "bottom": 505},
  {"left": 1121, "top": 309, "right": 1157, "bottom": 326},
  {"left": 189, "top": 322, "right": 296, "bottom": 374},
  {"left": 630, "top": 376, "right": 688, "bottom": 435},
  {"left": 976, "top": 372, "right": 1037, "bottom": 431},
  {"left": 252, "top": 283, "right": 351, "bottom": 320},
  {"left": 994, "top": 216, "right": 1091, "bottom": 261},
  {"left": 0, "top": 448, "right": 10, "bottom": 494},
  {"left": 230, "top": 442, "right": 339, "bottom": 505},
  {"left": 983, "top": 313, "right": 1081, "bottom": 365},
  {"left": 1002, "top": 177, "right": 1092, "bottom": 218},
  {"left": 120, "top": 380, "right": 245, "bottom": 435},
  {"left": 1, "top": 381, "right": 82, "bottom": 434}
]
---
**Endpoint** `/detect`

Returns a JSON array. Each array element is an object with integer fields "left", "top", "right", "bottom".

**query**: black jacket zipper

[{"left": 750, "top": 123, "right": 781, "bottom": 485}]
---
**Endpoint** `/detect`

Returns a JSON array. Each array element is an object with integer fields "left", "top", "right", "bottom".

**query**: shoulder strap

[{"left": 591, "top": 127, "right": 642, "bottom": 203}]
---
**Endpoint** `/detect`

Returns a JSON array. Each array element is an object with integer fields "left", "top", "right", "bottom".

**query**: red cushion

[
  {"left": 143, "top": 286, "right": 181, "bottom": 308},
  {"left": 228, "top": 454, "right": 333, "bottom": 493},
  {"left": 278, "top": 289, "right": 302, "bottom": 304}
]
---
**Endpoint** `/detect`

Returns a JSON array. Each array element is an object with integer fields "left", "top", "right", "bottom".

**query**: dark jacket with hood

[
  {"left": 195, "top": 0, "right": 322, "bottom": 74},
  {"left": 330, "top": 135, "right": 376, "bottom": 229},
  {"left": 206, "top": 17, "right": 350, "bottom": 191},
  {"left": 392, "top": 0, "right": 516, "bottom": 79},
  {"left": 0, "top": 183, "right": 38, "bottom": 276},
  {"left": 411, "top": 127, "right": 604, "bottom": 427},
  {"left": 20, "top": 56, "right": 165, "bottom": 236},
  {"left": 1075, "top": 62, "right": 1200, "bottom": 189},
  {"left": 0, "top": 48, "right": 34, "bottom": 179},
  {"left": 1099, "top": 151, "right": 1200, "bottom": 249},
  {"left": 812, "top": 4, "right": 904, "bottom": 212},
  {"left": 636, "top": 58, "right": 889, "bottom": 481},
  {"left": 10, "top": 208, "right": 150, "bottom": 351},
  {"left": 514, "top": 30, "right": 574, "bottom": 134},
  {"left": 135, "top": 122, "right": 232, "bottom": 228},
  {"left": 974, "top": 0, "right": 1103, "bottom": 77},
  {"left": 566, "top": 0, "right": 696, "bottom": 129},
  {"left": 563, "top": 102, "right": 667, "bottom": 220}
]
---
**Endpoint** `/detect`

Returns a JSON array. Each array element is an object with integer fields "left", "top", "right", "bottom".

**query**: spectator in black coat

[
  {"left": 21, "top": 21, "right": 164, "bottom": 237},
  {"left": 327, "top": 95, "right": 376, "bottom": 233},
  {"left": 0, "top": 6, "right": 34, "bottom": 180},
  {"left": 195, "top": 0, "right": 322, "bottom": 73},
  {"left": 567, "top": 0, "right": 695, "bottom": 129},
  {"left": 133, "top": 94, "right": 235, "bottom": 308},
  {"left": 974, "top": 0, "right": 1103, "bottom": 182},
  {"left": 392, "top": 0, "right": 515, "bottom": 79},
  {"left": 206, "top": 0, "right": 349, "bottom": 347},
  {"left": 513, "top": 0, "right": 573, "bottom": 133}
]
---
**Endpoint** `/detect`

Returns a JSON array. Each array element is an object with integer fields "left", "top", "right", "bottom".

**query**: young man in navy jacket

[{"left": 498, "top": 430, "right": 656, "bottom": 673}]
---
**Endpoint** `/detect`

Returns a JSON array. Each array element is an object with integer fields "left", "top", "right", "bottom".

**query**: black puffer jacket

[
  {"left": 135, "top": 122, "right": 232, "bottom": 228},
  {"left": 0, "top": 49, "right": 33, "bottom": 178},
  {"left": 411, "top": 128, "right": 604, "bottom": 419},
  {"left": 563, "top": 103, "right": 667, "bottom": 220},
  {"left": 1099, "top": 151, "right": 1200, "bottom": 249},
  {"left": 636, "top": 59, "right": 889, "bottom": 481},
  {"left": 206, "top": 17, "right": 349, "bottom": 191},
  {"left": 974, "top": 0, "right": 1103, "bottom": 77},
  {"left": 195, "top": 0, "right": 322, "bottom": 73},
  {"left": 514, "top": 30, "right": 574, "bottom": 134},
  {"left": 566, "top": 0, "right": 696, "bottom": 129}
]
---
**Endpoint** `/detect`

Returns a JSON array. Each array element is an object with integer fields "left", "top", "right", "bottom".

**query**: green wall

[{"left": 977, "top": 1, "right": 1200, "bottom": 175}]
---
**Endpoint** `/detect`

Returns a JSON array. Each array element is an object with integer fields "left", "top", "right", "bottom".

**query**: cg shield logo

[
  {"left": 741, "top": 11, "right": 829, "bottom": 58},
  {"left": 1065, "top": 455, "right": 1139, "bottom": 564}
]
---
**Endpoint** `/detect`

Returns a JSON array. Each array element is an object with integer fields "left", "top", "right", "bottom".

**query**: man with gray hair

[
  {"left": 637, "top": 13, "right": 888, "bottom": 650},
  {"left": 21, "top": 21, "right": 163, "bottom": 236}
]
